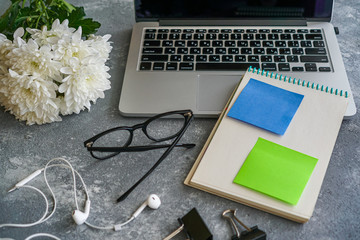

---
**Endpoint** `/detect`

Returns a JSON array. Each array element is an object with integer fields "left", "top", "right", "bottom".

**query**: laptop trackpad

[{"left": 197, "top": 74, "right": 241, "bottom": 111}]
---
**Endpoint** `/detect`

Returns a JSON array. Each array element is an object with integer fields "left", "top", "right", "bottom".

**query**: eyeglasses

[{"left": 84, "top": 110, "right": 195, "bottom": 202}]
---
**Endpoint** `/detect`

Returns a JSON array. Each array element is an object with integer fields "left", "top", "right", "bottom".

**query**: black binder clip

[
  {"left": 163, "top": 208, "right": 213, "bottom": 240},
  {"left": 222, "top": 209, "right": 266, "bottom": 240}
]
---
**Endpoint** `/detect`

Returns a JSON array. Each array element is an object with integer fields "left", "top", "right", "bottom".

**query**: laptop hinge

[{"left": 159, "top": 19, "right": 307, "bottom": 26}]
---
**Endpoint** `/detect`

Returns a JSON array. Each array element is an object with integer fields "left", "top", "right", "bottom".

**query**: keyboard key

[
  {"left": 175, "top": 41, "right": 186, "bottom": 47},
  {"left": 181, "top": 33, "right": 192, "bottom": 40},
  {"left": 248, "top": 55, "right": 259, "bottom": 62},
  {"left": 216, "top": 48, "right": 227, "bottom": 54},
  {"left": 196, "top": 29, "right": 207, "bottom": 33},
  {"left": 288, "top": 41, "right": 299, "bottom": 47},
  {"left": 278, "top": 63, "right": 290, "bottom": 71},
  {"left": 145, "top": 29, "right": 156, "bottom": 33},
  {"left": 313, "top": 41, "right": 325, "bottom": 47},
  {"left": 279, "top": 48, "right": 291, "bottom": 54},
  {"left": 231, "top": 34, "right": 242, "bottom": 40},
  {"left": 165, "top": 48, "right": 175, "bottom": 54},
  {"left": 292, "top": 48, "right": 304, "bottom": 55},
  {"left": 266, "top": 48, "right": 278, "bottom": 54},
  {"left": 179, "top": 63, "right": 194, "bottom": 70},
  {"left": 246, "top": 29, "right": 257, "bottom": 33},
  {"left": 221, "top": 29, "right": 232, "bottom": 33},
  {"left": 243, "top": 34, "right": 254, "bottom": 40},
  {"left": 142, "top": 48, "right": 163, "bottom": 54},
  {"left": 274, "top": 55, "right": 285, "bottom": 62},
  {"left": 218, "top": 34, "right": 229, "bottom": 40},
  {"left": 209, "top": 55, "right": 220, "bottom": 62},
  {"left": 305, "top": 63, "right": 317, "bottom": 71},
  {"left": 235, "top": 55, "right": 246, "bottom": 62},
  {"left": 275, "top": 41, "right": 286, "bottom": 47},
  {"left": 170, "top": 55, "right": 181, "bottom": 62},
  {"left": 293, "top": 34, "right": 304, "bottom": 40},
  {"left": 213, "top": 40, "right": 223, "bottom": 47},
  {"left": 183, "top": 29, "right": 194, "bottom": 33},
  {"left": 169, "top": 33, "right": 180, "bottom": 39},
  {"left": 310, "top": 29, "right": 322, "bottom": 33},
  {"left": 305, "top": 48, "right": 327, "bottom": 55},
  {"left": 158, "top": 29, "right": 169, "bottom": 33},
  {"left": 241, "top": 48, "right": 252, "bottom": 54},
  {"left": 143, "top": 40, "right": 161, "bottom": 47},
  {"left": 272, "top": 29, "right": 283, "bottom": 33},
  {"left": 157, "top": 33, "right": 168, "bottom": 40},
  {"left": 208, "top": 29, "right": 219, "bottom": 33},
  {"left": 254, "top": 48, "right": 265, "bottom": 54},
  {"left": 162, "top": 40, "right": 173, "bottom": 47},
  {"left": 319, "top": 67, "right": 331, "bottom": 72},
  {"left": 140, "top": 62, "right": 151, "bottom": 70},
  {"left": 292, "top": 66, "right": 304, "bottom": 71},
  {"left": 238, "top": 41, "right": 248, "bottom": 47},
  {"left": 206, "top": 34, "right": 217, "bottom": 40},
  {"left": 300, "top": 56, "right": 328, "bottom": 62},
  {"left": 285, "top": 29, "right": 296, "bottom": 33},
  {"left": 166, "top": 62, "right": 178, "bottom": 70},
  {"left": 263, "top": 41, "right": 274, "bottom": 47},
  {"left": 141, "top": 55, "right": 168, "bottom": 61},
  {"left": 250, "top": 41, "right": 261, "bottom": 47},
  {"left": 177, "top": 48, "right": 188, "bottom": 54},
  {"left": 194, "top": 33, "right": 205, "bottom": 39},
  {"left": 256, "top": 34, "right": 266, "bottom": 40},
  {"left": 301, "top": 41, "right": 312, "bottom": 47},
  {"left": 280, "top": 34, "right": 291, "bottom": 40},
  {"left": 197, "top": 55, "right": 208, "bottom": 62},
  {"left": 190, "top": 48, "right": 201, "bottom": 54},
  {"left": 170, "top": 29, "right": 181, "bottom": 33},
  {"left": 187, "top": 41, "right": 198, "bottom": 47},
  {"left": 222, "top": 55, "right": 234, "bottom": 62},
  {"left": 183, "top": 55, "right": 194, "bottom": 61},
  {"left": 196, "top": 63, "right": 260, "bottom": 71},
  {"left": 287, "top": 55, "right": 299, "bottom": 62},
  {"left": 228, "top": 48, "right": 239, "bottom": 54},
  {"left": 234, "top": 29, "right": 245, "bottom": 33},
  {"left": 261, "top": 55, "right": 272, "bottom": 62},
  {"left": 225, "top": 41, "right": 236, "bottom": 47},
  {"left": 259, "top": 29, "right": 270, "bottom": 33},
  {"left": 153, "top": 62, "right": 164, "bottom": 70},
  {"left": 203, "top": 48, "right": 214, "bottom": 54},
  {"left": 305, "top": 34, "right": 323, "bottom": 40},
  {"left": 200, "top": 41, "right": 211, "bottom": 47},
  {"left": 297, "top": 29, "right": 308, "bottom": 33},
  {"left": 267, "top": 34, "right": 279, "bottom": 40},
  {"left": 144, "top": 33, "right": 156, "bottom": 39},
  {"left": 261, "top": 63, "right": 277, "bottom": 71}
]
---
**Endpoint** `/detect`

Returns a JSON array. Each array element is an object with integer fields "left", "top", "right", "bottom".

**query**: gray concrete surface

[{"left": 0, "top": 0, "right": 359, "bottom": 239}]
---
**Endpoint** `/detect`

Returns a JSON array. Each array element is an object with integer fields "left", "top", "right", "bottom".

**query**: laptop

[{"left": 119, "top": 0, "right": 356, "bottom": 118}]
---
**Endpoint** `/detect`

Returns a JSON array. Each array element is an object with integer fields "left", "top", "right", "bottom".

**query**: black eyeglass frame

[{"left": 83, "top": 109, "right": 195, "bottom": 202}]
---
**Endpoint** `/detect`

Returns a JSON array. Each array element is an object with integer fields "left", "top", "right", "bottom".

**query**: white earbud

[
  {"left": 132, "top": 194, "right": 161, "bottom": 218},
  {"left": 72, "top": 200, "right": 91, "bottom": 225}
]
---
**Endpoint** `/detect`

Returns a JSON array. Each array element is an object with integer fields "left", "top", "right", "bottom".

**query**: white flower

[
  {"left": 58, "top": 56, "right": 111, "bottom": 115},
  {"left": 0, "top": 19, "right": 112, "bottom": 125},
  {"left": 0, "top": 69, "right": 61, "bottom": 125}
]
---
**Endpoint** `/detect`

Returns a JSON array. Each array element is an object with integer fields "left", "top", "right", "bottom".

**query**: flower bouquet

[{"left": 0, "top": 0, "right": 112, "bottom": 125}]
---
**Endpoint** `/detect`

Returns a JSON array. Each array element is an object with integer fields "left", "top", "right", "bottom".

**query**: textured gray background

[{"left": 0, "top": 0, "right": 359, "bottom": 239}]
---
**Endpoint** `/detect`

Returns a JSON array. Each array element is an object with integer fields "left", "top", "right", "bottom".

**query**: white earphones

[
  {"left": 72, "top": 199, "right": 91, "bottom": 225},
  {"left": 132, "top": 194, "right": 161, "bottom": 218}
]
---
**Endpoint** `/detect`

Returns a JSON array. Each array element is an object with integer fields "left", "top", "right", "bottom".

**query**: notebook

[
  {"left": 184, "top": 67, "right": 349, "bottom": 223},
  {"left": 119, "top": 0, "right": 356, "bottom": 118}
]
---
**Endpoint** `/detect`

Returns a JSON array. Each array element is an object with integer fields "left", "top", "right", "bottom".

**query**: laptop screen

[{"left": 135, "top": 0, "right": 333, "bottom": 21}]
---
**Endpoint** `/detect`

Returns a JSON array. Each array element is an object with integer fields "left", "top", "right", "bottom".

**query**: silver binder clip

[{"left": 222, "top": 209, "right": 266, "bottom": 240}]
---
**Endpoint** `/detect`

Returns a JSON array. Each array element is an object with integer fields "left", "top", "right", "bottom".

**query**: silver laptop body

[{"left": 119, "top": 0, "right": 356, "bottom": 118}]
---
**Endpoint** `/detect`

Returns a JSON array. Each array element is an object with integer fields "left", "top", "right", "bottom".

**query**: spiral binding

[{"left": 248, "top": 66, "right": 348, "bottom": 98}]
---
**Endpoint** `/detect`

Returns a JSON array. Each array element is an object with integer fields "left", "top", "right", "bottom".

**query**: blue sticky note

[{"left": 227, "top": 78, "right": 304, "bottom": 135}]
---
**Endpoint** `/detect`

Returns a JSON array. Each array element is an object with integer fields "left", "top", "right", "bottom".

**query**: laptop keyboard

[{"left": 138, "top": 28, "right": 331, "bottom": 72}]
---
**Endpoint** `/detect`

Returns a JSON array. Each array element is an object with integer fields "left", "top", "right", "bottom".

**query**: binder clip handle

[{"left": 222, "top": 209, "right": 251, "bottom": 238}]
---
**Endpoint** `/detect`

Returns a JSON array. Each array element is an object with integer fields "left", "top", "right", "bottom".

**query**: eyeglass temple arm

[{"left": 87, "top": 143, "right": 195, "bottom": 153}]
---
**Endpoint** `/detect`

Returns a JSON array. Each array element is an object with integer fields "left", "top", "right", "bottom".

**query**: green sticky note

[{"left": 233, "top": 138, "right": 318, "bottom": 205}]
